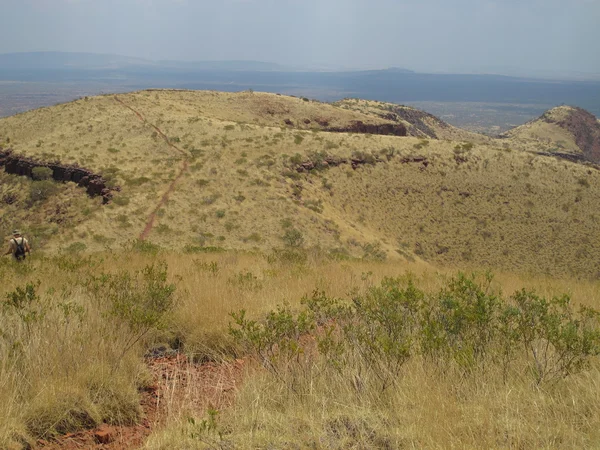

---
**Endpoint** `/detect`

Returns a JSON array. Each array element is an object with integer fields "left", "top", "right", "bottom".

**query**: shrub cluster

[{"left": 231, "top": 273, "right": 600, "bottom": 391}]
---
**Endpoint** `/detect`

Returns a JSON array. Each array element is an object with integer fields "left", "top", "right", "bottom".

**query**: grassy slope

[
  {"left": 1, "top": 251, "right": 599, "bottom": 448},
  {"left": 502, "top": 106, "right": 583, "bottom": 156},
  {"left": 1, "top": 90, "right": 599, "bottom": 277},
  {"left": 334, "top": 97, "right": 494, "bottom": 143}
]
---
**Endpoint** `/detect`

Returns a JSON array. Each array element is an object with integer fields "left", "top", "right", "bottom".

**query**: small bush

[
  {"left": 305, "top": 199, "right": 323, "bottom": 213},
  {"left": 577, "top": 177, "right": 590, "bottom": 188},
  {"left": 29, "top": 180, "right": 59, "bottom": 203},
  {"left": 242, "top": 233, "right": 262, "bottom": 243},
  {"left": 88, "top": 262, "right": 176, "bottom": 345},
  {"left": 362, "top": 242, "right": 387, "bottom": 261},
  {"left": 32, "top": 167, "right": 53, "bottom": 181},
  {"left": 112, "top": 195, "right": 130, "bottom": 206},
  {"left": 282, "top": 228, "right": 304, "bottom": 248}
]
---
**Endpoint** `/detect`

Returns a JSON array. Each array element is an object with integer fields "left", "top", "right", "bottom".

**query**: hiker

[{"left": 4, "top": 230, "right": 31, "bottom": 261}]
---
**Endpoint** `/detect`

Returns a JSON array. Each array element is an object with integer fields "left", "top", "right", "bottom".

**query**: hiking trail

[{"left": 114, "top": 96, "right": 190, "bottom": 240}]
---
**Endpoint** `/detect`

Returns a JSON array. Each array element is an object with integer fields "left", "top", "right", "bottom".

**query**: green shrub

[
  {"left": 242, "top": 232, "right": 262, "bottom": 243},
  {"left": 500, "top": 290, "right": 600, "bottom": 384},
  {"left": 420, "top": 273, "right": 500, "bottom": 368},
  {"left": 87, "top": 262, "right": 176, "bottom": 346},
  {"left": 281, "top": 228, "right": 304, "bottom": 248},
  {"left": 362, "top": 242, "right": 387, "bottom": 261},
  {"left": 305, "top": 199, "right": 323, "bottom": 213},
  {"left": 289, "top": 153, "right": 304, "bottom": 165},
  {"left": 230, "top": 304, "right": 313, "bottom": 381},
  {"left": 32, "top": 167, "right": 53, "bottom": 181},
  {"left": 29, "top": 180, "right": 58, "bottom": 203},
  {"left": 231, "top": 273, "right": 600, "bottom": 393},
  {"left": 112, "top": 195, "right": 130, "bottom": 206}
]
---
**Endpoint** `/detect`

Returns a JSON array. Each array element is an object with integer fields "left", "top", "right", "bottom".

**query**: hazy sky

[{"left": 1, "top": 0, "right": 599, "bottom": 75}]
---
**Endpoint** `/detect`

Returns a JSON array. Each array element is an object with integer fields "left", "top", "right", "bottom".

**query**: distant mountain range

[
  {"left": 0, "top": 51, "right": 415, "bottom": 73},
  {"left": 0, "top": 52, "right": 598, "bottom": 127},
  {"left": 0, "top": 52, "right": 306, "bottom": 72}
]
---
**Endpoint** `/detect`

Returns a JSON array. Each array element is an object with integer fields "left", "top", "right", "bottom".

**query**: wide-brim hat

[{"left": 12, "top": 230, "right": 21, "bottom": 235}]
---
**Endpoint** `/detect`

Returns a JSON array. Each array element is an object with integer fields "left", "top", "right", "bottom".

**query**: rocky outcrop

[
  {"left": 294, "top": 153, "right": 429, "bottom": 173},
  {"left": 388, "top": 107, "right": 447, "bottom": 138},
  {"left": 0, "top": 149, "right": 118, "bottom": 203},
  {"left": 325, "top": 120, "right": 407, "bottom": 137},
  {"left": 548, "top": 107, "right": 600, "bottom": 164}
]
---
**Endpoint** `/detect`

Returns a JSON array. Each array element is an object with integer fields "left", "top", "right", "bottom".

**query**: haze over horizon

[{"left": 1, "top": 0, "right": 599, "bottom": 78}]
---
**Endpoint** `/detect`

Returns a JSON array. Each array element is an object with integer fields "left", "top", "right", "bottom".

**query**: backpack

[{"left": 13, "top": 238, "right": 26, "bottom": 260}]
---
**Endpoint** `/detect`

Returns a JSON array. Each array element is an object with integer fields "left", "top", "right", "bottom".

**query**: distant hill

[
  {"left": 502, "top": 106, "right": 600, "bottom": 163},
  {"left": 0, "top": 52, "right": 287, "bottom": 72},
  {"left": 2, "top": 90, "right": 600, "bottom": 277},
  {"left": 333, "top": 98, "right": 491, "bottom": 143},
  {"left": 0, "top": 52, "right": 154, "bottom": 70},
  {"left": 156, "top": 60, "right": 287, "bottom": 72}
]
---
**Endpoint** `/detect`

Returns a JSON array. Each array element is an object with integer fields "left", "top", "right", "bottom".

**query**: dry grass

[
  {"left": 503, "top": 106, "right": 582, "bottom": 156},
  {"left": 1, "top": 248, "right": 599, "bottom": 448},
  {"left": 2, "top": 90, "right": 600, "bottom": 448},
  {"left": 1, "top": 90, "right": 599, "bottom": 272},
  {"left": 334, "top": 97, "right": 493, "bottom": 144},
  {"left": 144, "top": 359, "right": 600, "bottom": 449}
]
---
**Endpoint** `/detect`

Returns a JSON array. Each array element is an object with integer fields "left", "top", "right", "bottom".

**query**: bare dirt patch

[{"left": 36, "top": 356, "right": 245, "bottom": 450}]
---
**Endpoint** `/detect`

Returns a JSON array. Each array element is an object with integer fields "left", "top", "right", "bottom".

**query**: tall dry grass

[
  {"left": 1, "top": 248, "right": 600, "bottom": 448},
  {"left": 145, "top": 357, "right": 600, "bottom": 448}
]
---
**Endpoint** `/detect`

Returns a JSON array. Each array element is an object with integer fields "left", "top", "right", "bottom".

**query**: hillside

[
  {"left": 1, "top": 90, "right": 600, "bottom": 277},
  {"left": 502, "top": 105, "right": 600, "bottom": 163},
  {"left": 334, "top": 98, "right": 492, "bottom": 143}
]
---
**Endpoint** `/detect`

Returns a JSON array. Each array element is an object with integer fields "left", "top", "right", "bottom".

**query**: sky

[{"left": 1, "top": 0, "right": 599, "bottom": 76}]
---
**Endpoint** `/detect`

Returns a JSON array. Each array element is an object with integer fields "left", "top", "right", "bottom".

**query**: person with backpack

[{"left": 4, "top": 230, "right": 31, "bottom": 261}]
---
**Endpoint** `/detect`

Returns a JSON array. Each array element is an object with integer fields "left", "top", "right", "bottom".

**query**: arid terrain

[
  {"left": 1, "top": 90, "right": 600, "bottom": 449},
  {"left": 2, "top": 90, "right": 600, "bottom": 276}
]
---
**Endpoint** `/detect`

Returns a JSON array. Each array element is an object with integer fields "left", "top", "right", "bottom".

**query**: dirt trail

[
  {"left": 113, "top": 96, "right": 190, "bottom": 240},
  {"left": 37, "top": 356, "right": 245, "bottom": 449}
]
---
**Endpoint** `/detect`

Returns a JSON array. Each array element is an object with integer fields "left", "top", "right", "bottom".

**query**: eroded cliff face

[
  {"left": 0, "top": 149, "right": 118, "bottom": 203},
  {"left": 553, "top": 108, "right": 600, "bottom": 164}
]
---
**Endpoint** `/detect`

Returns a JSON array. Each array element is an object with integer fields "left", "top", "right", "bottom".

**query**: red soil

[{"left": 36, "top": 356, "right": 245, "bottom": 450}]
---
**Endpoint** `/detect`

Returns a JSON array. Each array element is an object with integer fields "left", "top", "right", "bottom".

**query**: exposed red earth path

[
  {"left": 113, "top": 96, "right": 190, "bottom": 240},
  {"left": 36, "top": 355, "right": 245, "bottom": 450}
]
